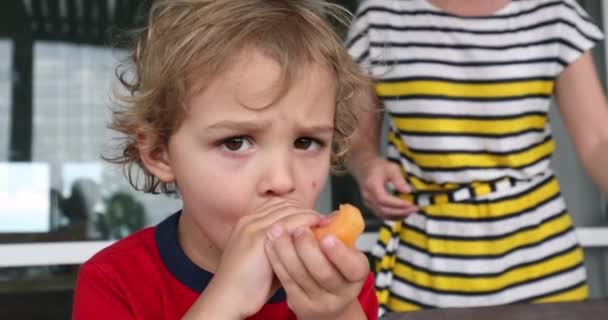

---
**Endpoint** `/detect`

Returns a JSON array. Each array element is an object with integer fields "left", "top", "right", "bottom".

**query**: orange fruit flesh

[{"left": 312, "top": 203, "right": 365, "bottom": 248}]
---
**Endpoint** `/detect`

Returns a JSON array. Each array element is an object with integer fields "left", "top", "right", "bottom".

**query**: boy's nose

[{"left": 259, "top": 156, "right": 296, "bottom": 197}]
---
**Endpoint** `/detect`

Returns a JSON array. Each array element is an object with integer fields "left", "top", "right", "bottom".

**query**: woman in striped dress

[{"left": 345, "top": 0, "right": 608, "bottom": 316}]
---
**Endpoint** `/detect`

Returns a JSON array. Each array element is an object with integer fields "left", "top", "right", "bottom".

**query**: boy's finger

[
  {"left": 267, "top": 226, "right": 318, "bottom": 296},
  {"left": 292, "top": 228, "right": 345, "bottom": 293},
  {"left": 264, "top": 238, "right": 308, "bottom": 302},
  {"left": 319, "top": 235, "right": 369, "bottom": 283},
  {"left": 254, "top": 207, "right": 321, "bottom": 234}
]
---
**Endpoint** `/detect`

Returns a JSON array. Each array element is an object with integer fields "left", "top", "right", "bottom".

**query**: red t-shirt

[{"left": 72, "top": 212, "right": 378, "bottom": 319}]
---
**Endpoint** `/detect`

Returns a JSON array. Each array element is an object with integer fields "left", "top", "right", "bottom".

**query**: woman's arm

[
  {"left": 346, "top": 85, "right": 385, "bottom": 174},
  {"left": 554, "top": 51, "right": 608, "bottom": 194}
]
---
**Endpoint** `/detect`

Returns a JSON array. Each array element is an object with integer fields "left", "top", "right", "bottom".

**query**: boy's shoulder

[
  {"left": 88, "top": 227, "right": 156, "bottom": 261},
  {"left": 82, "top": 224, "right": 160, "bottom": 278}
]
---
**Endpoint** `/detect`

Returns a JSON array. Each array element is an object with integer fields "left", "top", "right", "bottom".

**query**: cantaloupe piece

[{"left": 312, "top": 203, "right": 365, "bottom": 249}]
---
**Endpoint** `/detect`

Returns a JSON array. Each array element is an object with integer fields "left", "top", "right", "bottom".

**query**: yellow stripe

[
  {"left": 389, "top": 133, "right": 555, "bottom": 169},
  {"left": 420, "top": 177, "right": 560, "bottom": 219},
  {"left": 393, "top": 247, "right": 583, "bottom": 292},
  {"left": 407, "top": 175, "right": 460, "bottom": 191},
  {"left": 385, "top": 295, "right": 422, "bottom": 312},
  {"left": 378, "top": 224, "right": 397, "bottom": 245},
  {"left": 534, "top": 284, "right": 588, "bottom": 303},
  {"left": 376, "top": 80, "right": 554, "bottom": 98},
  {"left": 471, "top": 181, "right": 493, "bottom": 196},
  {"left": 377, "top": 255, "right": 397, "bottom": 272},
  {"left": 391, "top": 115, "right": 547, "bottom": 135},
  {"left": 401, "top": 213, "right": 572, "bottom": 256},
  {"left": 376, "top": 289, "right": 390, "bottom": 306},
  {"left": 377, "top": 289, "right": 422, "bottom": 312}
]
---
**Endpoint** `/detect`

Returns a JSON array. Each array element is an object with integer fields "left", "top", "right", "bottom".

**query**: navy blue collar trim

[{"left": 155, "top": 211, "right": 286, "bottom": 303}]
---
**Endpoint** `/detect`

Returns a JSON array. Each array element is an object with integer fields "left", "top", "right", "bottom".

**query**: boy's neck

[
  {"left": 425, "top": 0, "right": 512, "bottom": 17},
  {"left": 177, "top": 211, "right": 221, "bottom": 273}
]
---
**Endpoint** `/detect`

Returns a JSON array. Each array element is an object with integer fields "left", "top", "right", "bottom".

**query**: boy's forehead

[{"left": 189, "top": 48, "right": 336, "bottom": 110}]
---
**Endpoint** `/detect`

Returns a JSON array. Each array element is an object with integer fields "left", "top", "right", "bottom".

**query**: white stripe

[
  {"left": 375, "top": 61, "right": 560, "bottom": 80},
  {"left": 370, "top": 43, "right": 561, "bottom": 72},
  {"left": 392, "top": 228, "right": 580, "bottom": 275},
  {"left": 386, "top": 98, "right": 551, "bottom": 117},
  {"left": 405, "top": 194, "right": 565, "bottom": 238},
  {"left": 385, "top": 265, "right": 586, "bottom": 307},
  {"left": 452, "top": 188, "right": 471, "bottom": 201},
  {"left": 395, "top": 131, "right": 551, "bottom": 153},
  {"left": 364, "top": 0, "right": 567, "bottom": 30},
  {"left": 561, "top": 1, "right": 604, "bottom": 39},
  {"left": 373, "top": 25, "right": 563, "bottom": 48}
]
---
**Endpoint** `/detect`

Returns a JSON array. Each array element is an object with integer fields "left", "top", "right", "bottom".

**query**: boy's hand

[
  {"left": 189, "top": 200, "right": 321, "bottom": 319},
  {"left": 265, "top": 226, "right": 370, "bottom": 320}
]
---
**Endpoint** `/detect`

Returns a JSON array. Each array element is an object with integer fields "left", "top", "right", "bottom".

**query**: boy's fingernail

[
  {"left": 268, "top": 224, "right": 283, "bottom": 240},
  {"left": 322, "top": 235, "right": 336, "bottom": 248}
]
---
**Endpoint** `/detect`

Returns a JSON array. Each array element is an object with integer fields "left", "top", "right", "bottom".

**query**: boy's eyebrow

[
  {"left": 206, "top": 120, "right": 334, "bottom": 134},
  {"left": 298, "top": 125, "right": 334, "bottom": 134},
  {"left": 205, "top": 120, "right": 267, "bottom": 132}
]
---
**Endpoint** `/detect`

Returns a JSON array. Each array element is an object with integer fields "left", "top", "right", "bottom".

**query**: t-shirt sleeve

[
  {"left": 346, "top": 1, "right": 373, "bottom": 69},
  {"left": 557, "top": 0, "right": 604, "bottom": 70},
  {"left": 72, "top": 262, "right": 134, "bottom": 320},
  {"left": 358, "top": 272, "right": 379, "bottom": 320}
]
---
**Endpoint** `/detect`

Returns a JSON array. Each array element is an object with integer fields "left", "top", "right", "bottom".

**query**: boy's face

[{"left": 164, "top": 49, "right": 336, "bottom": 250}]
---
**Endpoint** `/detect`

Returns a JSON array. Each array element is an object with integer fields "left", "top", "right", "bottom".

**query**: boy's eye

[
  {"left": 222, "top": 137, "right": 253, "bottom": 152},
  {"left": 294, "top": 137, "right": 322, "bottom": 150}
]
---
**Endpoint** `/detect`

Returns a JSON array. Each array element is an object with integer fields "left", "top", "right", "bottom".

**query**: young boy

[{"left": 71, "top": 0, "right": 378, "bottom": 319}]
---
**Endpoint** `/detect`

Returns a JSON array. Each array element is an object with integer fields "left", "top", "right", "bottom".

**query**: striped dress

[{"left": 346, "top": 0, "right": 603, "bottom": 315}]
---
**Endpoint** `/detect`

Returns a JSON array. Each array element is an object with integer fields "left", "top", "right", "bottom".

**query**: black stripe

[
  {"left": 458, "top": 173, "right": 555, "bottom": 204},
  {"left": 345, "top": 30, "right": 365, "bottom": 50},
  {"left": 371, "top": 57, "right": 568, "bottom": 68},
  {"left": 396, "top": 224, "right": 574, "bottom": 259},
  {"left": 379, "top": 75, "right": 555, "bottom": 84},
  {"left": 396, "top": 127, "right": 547, "bottom": 138},
  {"left": 356, "top": 50, "right": 369, "bottom": 65},
  {"left": 370, "top": 38, "right": 583, "bottom": 53},
  {"left": 406, "top": 175, "right": 560, "bottom": 208},
  {"left": 561, "top": 0, "right": 594, "bottom": 24},
  {"left": 358, "top": 1, "right": 582, "bottom": 21},
  {"left": 368, "top": 18, "right": 594, "bottom": 38},
  {"left": 388, "top": 261, "right": 584, "bottom": 296},
  {"left": 382, "top": 94, "right": 552, "bottom": 102},
  {"left": 389, "top": 243, "right": 579, "bottom": 279},
  {"left": 406, "top": 209, "right": 567, "bottom": 241},
  {"left": 389, "top": 110, "right": 548, "bottom": 120},
  {"left": 405, "top": 135, "right": 553, "bottom": 156}
]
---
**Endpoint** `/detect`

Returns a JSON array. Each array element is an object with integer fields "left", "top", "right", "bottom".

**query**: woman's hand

[
  {"left": 351, "top": 155, "right": 418, "bottom": 220},
  {"left": 265, "top": 226, "right": 370, "bottom": 320}
]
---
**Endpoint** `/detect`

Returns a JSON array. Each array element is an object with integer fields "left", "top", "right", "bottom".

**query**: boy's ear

[{"left": 137, "top": 132, "right": 176, "bottom": 183}]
